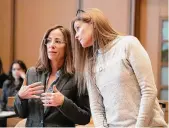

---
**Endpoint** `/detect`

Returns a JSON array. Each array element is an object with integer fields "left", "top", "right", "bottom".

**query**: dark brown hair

[
  {"left": 8, "top": 60, "right": 27, "bottom": 90},
  {"left": 36, "top": 25, "right": 74, "bottom": 74}
]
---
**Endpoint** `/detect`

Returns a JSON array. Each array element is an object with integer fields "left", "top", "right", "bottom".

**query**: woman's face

[
  {"left": 12, "top": 63, "right": 23, "bottom": 79},
  {"left": 46, "top": 29, "right": 66, "bottom": 61},
  {"left": 74, "top": 20, "right": 94, "bottom": 48}
]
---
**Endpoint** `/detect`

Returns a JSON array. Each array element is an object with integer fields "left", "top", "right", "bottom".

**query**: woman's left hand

[
  {"left": 41, "top": 85, "right": 64, "bottom": 107},
  {"left": 19, "top": 71, "right": 26, "bottom": 79}
]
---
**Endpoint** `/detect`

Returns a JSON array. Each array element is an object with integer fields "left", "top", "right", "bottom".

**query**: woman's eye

[
  {"left": 47, "top": 39, "right": 51, "bottom": 43},
  {"left": 76, "top": 26, "right": 80, "bottom": 32},
  {"left": 55, "top": 40, "right": 61, "bottom": 43}
]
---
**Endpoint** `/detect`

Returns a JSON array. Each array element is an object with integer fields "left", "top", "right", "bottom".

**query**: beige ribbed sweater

[{"left": 86, "top": 36, "right": 167, "bottom": 127}]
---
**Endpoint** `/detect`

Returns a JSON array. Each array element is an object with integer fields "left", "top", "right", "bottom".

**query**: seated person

[
  {"left": 0, "top": 58, "right": 8, "bottom": 89},
  {"left": 0, "top": 60, "right": 26, "bottom": 127},
  {"left": 14, "top": 25, "right": 91, "bottom": 127},
  {"left": 1, "top": 60, "right": 27, "bottom": 111}
]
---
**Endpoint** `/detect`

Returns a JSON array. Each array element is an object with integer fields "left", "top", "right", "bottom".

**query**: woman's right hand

[
  {"left": 18, "top": 82, "right": 44, "bottom": 99},
  {"left": 19, "top": 70, "right": 26, "bottom": 79}
]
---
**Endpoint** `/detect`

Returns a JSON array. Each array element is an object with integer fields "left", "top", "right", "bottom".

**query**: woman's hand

[
  {"left": 19, "top": 71, "right": 26, "bottom": 79},
  {"left": 18, "top": 82, "right": 44, "bottom": 99},
  {"left": 41, "top": 85, "right": 64, "bottom": 107}
]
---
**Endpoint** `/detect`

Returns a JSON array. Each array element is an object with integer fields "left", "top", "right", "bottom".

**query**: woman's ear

[{"left": 91, "top": 21, "right": 96, "bottom": 29}]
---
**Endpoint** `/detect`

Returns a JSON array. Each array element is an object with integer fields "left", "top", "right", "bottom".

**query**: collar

[{"left": 97, "top": 36, "right": 121, "bottom": 54}]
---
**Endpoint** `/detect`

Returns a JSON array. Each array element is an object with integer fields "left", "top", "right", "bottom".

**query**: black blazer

[{"left": 14, "top": 67, "right": 91, "bottom": 127}]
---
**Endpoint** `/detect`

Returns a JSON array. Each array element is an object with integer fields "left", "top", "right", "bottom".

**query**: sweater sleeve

[
  {"left": 87, "top": 77, "right": 108, "bottom": 128},
  {"left": 126, "top": 36, "right": 157, "bottom": 127}
]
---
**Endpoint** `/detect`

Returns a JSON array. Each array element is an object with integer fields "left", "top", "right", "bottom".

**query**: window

[{"left": 158, "top": 18, "right": 168, "bottom": 100}]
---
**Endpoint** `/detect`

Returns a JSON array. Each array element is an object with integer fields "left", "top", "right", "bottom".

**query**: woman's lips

[{"left": 49, "top": 51, "right": 57, "bottom": 53}]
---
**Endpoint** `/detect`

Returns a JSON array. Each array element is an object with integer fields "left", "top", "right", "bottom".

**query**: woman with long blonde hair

[{"left": 71, "top": 8, "right": 167, "bottom": 127}]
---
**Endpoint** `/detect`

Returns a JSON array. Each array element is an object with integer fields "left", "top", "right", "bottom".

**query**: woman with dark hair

[
  {"left": 0, "top": 58, "right": 8, "bottom": 88},
  {"left": 14, "top": 25, "right": 91, "bottom": 127},
  {"left": 1, "top": 60, "right": 27, "bottom": 111}
]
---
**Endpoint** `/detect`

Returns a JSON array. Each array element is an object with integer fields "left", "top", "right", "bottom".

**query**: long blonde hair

[{"left": 71, "top": 8, "right": 119, "bottom": 94}]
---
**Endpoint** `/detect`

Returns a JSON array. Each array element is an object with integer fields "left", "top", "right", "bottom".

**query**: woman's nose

[
  {"left": 50, "top": 40, "right": 56, "bottom": 45},
  {"left": 49, "top": 40, "right": 56, "bottom": 47},
  {"left": 48, "top": 43, "right": 56, "bottom": 49},
  {"left": 75, "top": 33, "right": 79, "bottom": 40}
]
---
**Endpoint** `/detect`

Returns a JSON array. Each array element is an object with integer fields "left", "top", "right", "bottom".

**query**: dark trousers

[{"left": 0, "top": 118, "right": 7, "bottom": 127}]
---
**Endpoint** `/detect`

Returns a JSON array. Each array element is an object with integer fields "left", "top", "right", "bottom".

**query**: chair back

[
  {"left": 7, "top": 96, "right": 15, "bottom": 107},
  {"left": 0, "top": 88, "right": 2, "bottom": 97}
]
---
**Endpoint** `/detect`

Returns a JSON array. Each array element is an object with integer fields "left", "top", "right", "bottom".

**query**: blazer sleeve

[
  {"left": 14, "top": 93, "right": 28, "bottom": 118},
  {"left": 58, "top": 84, "right": 91, "bottom": 125},
  {"left": 14, "top": 68, "right": 33, "bottom": 118},
  {"left": 126, "top": 36, "right": 157, "bottom": 127}
]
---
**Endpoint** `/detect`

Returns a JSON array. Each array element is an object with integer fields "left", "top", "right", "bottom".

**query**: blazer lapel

[
  {"left": 56, "top": 73, "right": 70, "bottom": 92},
  {"left": 44, "top": 73, "right": 70, "bottom": 117},
  {"left": 38, "top": 71, "right": 48, "bottom": 117},
  {"left": 38, "top": 71, "right": 48, "bottom": 89}
]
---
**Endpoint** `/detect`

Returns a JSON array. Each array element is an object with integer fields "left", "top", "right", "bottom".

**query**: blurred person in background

[
  {"left": 0, "top": 58, "right": 8, "bottom": 89},
  {"left": 1, "top": 60, "right": 27, "bottom": 111},
  {"left": 0, "top": 60, "right": 27, "bottom": 127}
]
